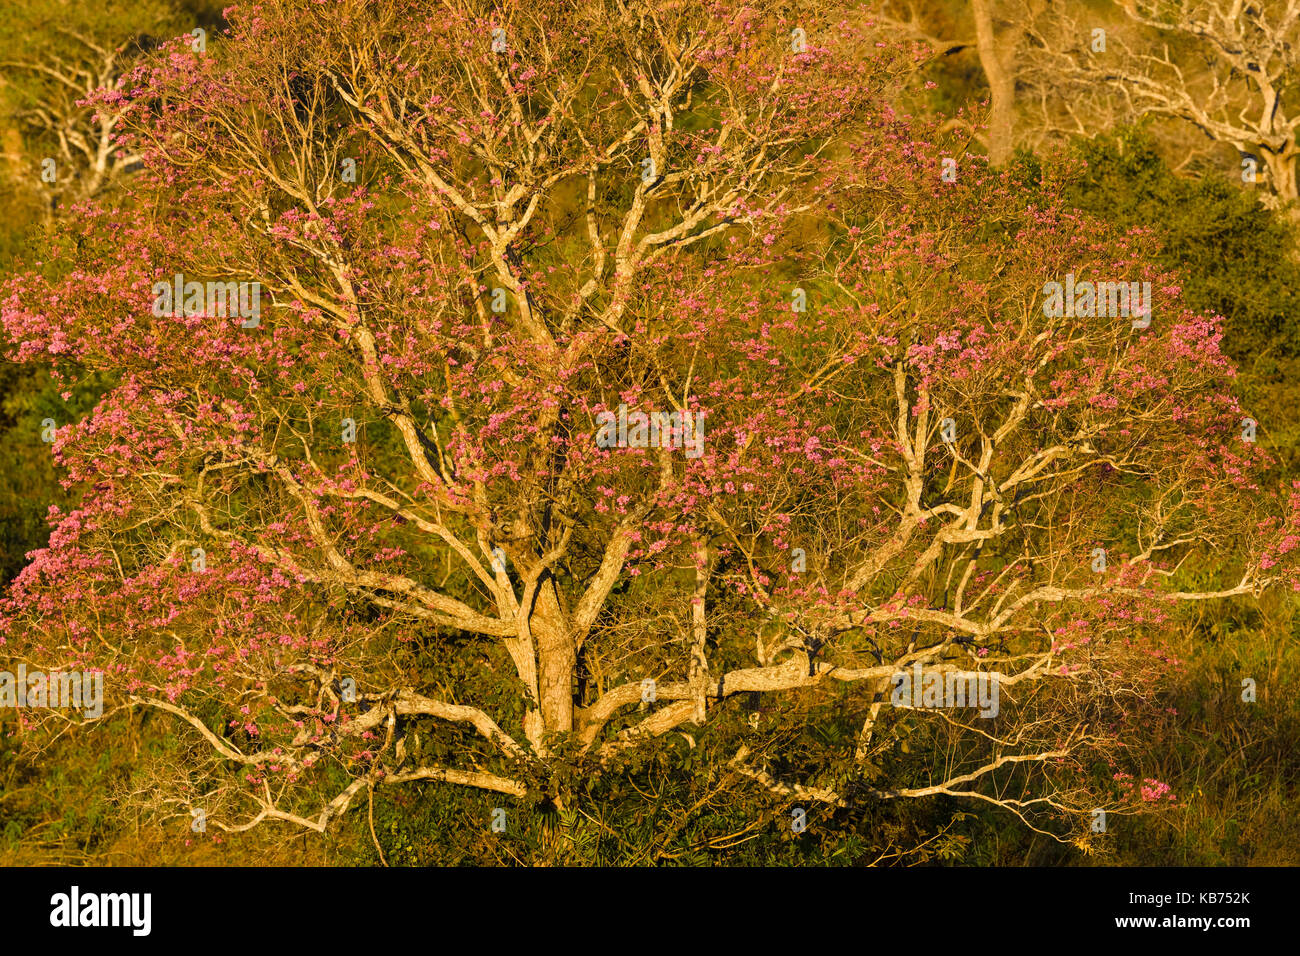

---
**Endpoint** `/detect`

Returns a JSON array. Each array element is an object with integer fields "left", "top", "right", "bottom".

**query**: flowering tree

[{"left": 3, "top": 0, "right": 1297, "bottom": 858}]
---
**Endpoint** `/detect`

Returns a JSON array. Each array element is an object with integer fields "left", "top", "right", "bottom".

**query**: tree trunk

[
  {"left": 972, "top": 0, "right": 1016, "bottom": 166},
  {"left": 1262, "top": 146, "right": 1300, "bottom": 219},
  {"left": 530, "top": 578, "right": 576, "bottom": 737}
]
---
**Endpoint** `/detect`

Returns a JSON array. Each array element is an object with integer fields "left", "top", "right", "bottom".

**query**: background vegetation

[{"left": 1, "top": 0, "right": 1296, "bottom": 866}]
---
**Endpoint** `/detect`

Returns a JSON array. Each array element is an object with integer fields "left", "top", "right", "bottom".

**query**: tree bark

[
  {"left": 531, "top": 578, "right": 576, "bottom": 737},
  {"left": 1262, "top": 145, "right": 1300, "bottom": 217},
  {"left": 972, "top": 0, "right": 1016, "bottom": 166}
]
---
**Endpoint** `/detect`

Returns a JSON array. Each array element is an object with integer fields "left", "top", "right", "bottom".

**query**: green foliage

[
  {"left": 0, "top": 366, "right": 109, "bottom": 582},
  {"left": 1104, "top": 605, "right": 1300, "bottom": 866},
  {"left": 1063, "top": 126, "right": 1300, "bottom": 362}
]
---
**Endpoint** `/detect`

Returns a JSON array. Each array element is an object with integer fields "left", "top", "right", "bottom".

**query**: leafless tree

[
  {"left": 1, "top": 28, "right": 147, "bottom": 217},
  {"left": 1026, "top": 1, "right": 1300, "bottom": 211}
]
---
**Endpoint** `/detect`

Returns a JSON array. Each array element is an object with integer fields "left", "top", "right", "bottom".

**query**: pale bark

[
  {"left": 1025, "top": 0, "right": 1300, "bottom": 209},
  {"left": 972, "top": 0, "right": 1016, "bottom": 165}
]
